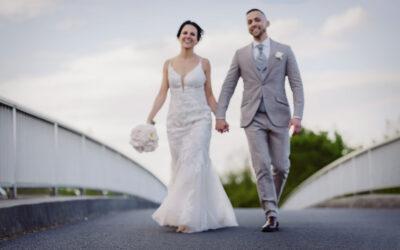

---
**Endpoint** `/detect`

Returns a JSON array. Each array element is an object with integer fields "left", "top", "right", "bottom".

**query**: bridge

[
  {"left": 1, "top": 97, "right": 399, "bottom": 249},
  {"left": 0, "top": 96, "right": 166, "bottom": 202},
  {"left": 282, "top": 134, "right": 400, "bottom": 209}
]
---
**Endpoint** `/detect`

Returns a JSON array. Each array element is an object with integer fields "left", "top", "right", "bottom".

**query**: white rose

[{"left": 129, "top": 124, "right": 159, "bottom": 153}]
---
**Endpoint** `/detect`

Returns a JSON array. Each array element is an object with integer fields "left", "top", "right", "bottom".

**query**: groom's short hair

[{"left": 246, "top": 8, "right": 267, "bottom": 19}]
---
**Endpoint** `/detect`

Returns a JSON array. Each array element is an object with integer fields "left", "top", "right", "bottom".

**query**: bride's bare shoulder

[
  {"left": 201, "top": 57, "right": 211, "bottom": 71},
  {"left": 163, "top": 58, "right": 174, "bottom": 70},
  {"left": 164, "top": 57, "right": 179, "bottom": 68},
  {"left": 201, "top": 57, "right": 210, "bottom": 64}
]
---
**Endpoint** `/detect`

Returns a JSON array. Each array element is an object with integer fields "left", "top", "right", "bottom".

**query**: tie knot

[{"left": 256, "top": 44, "right": 264, "bottom": 52}]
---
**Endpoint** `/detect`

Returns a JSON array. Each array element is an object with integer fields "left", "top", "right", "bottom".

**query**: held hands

[
  {"left": 215, "top": 119, "right": 229, "bottom": 133},
  {"left": 288, "top": 118, "right": 302, "bottom": 136}
]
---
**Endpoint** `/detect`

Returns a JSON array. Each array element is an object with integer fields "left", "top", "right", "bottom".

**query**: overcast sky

[{"left": 1, "top": 0, "right": 399, "bottom": 185}]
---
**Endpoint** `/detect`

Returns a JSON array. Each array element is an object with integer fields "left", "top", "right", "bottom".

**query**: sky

[{"left": 0, "top": 0, "right": 399, "bottom": 185}]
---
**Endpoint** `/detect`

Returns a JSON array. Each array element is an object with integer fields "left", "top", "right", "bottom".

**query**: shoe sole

[{"left": 261, "top": 222, "right": 279, "bottom": 232}]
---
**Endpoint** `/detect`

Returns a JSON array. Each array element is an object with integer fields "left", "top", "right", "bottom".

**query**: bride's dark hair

[{"left": 176, "top": 20, "right": 204, "bottom": 41}]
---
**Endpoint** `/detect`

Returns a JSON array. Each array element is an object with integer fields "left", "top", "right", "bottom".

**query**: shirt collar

[{"left": 253, "top": 37, "right": 270, "bottom": 48}]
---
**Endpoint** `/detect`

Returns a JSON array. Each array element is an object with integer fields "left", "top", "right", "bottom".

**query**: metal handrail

[
  {"left": 281, "top": 135, "right": 400, "bottom": 209},
  {"left": 0, "top": 95, "right": 167, "bottom": 203}
]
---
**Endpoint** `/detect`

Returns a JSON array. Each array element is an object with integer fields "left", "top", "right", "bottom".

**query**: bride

[{"left": 146, "top": 20, "right": 238, "bottom": 233}]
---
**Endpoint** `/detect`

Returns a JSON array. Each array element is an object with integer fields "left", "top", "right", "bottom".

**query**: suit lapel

[
  {"left": 247, "top": 43, "right": 263, "bottom": 82},
  {"left": 262, "top": 39, "right": 277, "bottom": 81}
]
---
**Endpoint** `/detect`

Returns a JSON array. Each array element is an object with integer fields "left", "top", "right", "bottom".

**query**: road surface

[{"left": 1, "top": 208, "right": 399, "bottom": 249}]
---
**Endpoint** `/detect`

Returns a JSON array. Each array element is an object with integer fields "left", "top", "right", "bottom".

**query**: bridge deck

[{"left": 1, "top": 208, "right": 399, "bottom": 249}]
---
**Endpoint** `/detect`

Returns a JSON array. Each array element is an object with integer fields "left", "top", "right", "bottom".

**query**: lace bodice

[
  {"left": 168, "top": 60, "right": 206, "bottom": 91},
  {"left": 167, "top": 59, "right": 211, "bottom": 128}
]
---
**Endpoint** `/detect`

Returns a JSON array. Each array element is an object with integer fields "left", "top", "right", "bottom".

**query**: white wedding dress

[{"left": 152, "top": 58, "right": 238, "bottom": 233}]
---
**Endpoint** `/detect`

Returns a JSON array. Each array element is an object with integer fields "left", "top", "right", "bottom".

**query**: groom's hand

[
  {"left": 216, "top": 119, "right": 229, "bottom": 133},
  {"left": 288, "top": 118, "right": 302, "bottom": 136}
]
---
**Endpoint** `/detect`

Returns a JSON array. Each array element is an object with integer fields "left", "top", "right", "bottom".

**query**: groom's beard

[{"left": 251, "top": 27, "right": 266, "bottom": 40}]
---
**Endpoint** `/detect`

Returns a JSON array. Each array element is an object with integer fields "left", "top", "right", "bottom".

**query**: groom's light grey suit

[{"left": 216, "top": 38, "right": 304, "bottom": 219}]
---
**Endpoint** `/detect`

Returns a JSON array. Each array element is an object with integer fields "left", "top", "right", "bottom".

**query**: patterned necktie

[
  {"left": 255, "top": 44, "right": 267, "bottom": 78},
  {"left": 255, "top": 43, "right": 267, "bottom": 113}
]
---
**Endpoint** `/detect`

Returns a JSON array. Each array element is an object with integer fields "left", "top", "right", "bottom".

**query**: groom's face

[{"left": 246, "top": 11, "right": 269, "bottom": 39}]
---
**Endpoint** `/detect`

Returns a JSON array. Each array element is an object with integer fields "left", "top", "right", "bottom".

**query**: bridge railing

[
  {"left": 281, "top": 135, "right": 400, "bottom": 209},
  {"left": 0, "top": 96, "right": 166, "bottom": 203}
]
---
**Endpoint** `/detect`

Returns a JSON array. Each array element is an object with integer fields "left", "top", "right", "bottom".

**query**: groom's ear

[{"left": 266, "top": 20, "right": 270, "bottom": 28}]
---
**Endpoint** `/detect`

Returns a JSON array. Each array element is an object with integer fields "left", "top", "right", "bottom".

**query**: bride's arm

[
  {"left": 146, "top": 60, "right": 170, "bottom": 124},
  {"left": 203, "top": 58, "right": 217, "bottom": 115}
]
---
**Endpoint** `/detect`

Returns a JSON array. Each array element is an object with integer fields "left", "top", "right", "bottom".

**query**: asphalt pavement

[{"left": 1, "top": 208, "right": 399, "bottom": 249}]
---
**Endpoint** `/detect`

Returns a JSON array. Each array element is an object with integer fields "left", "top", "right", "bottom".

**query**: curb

[
  {"left": 0, "top": 196, "right": 159, "bottom": 239},
  {"left": 311, "top": 194, "right": 400, "bottom": 209}
]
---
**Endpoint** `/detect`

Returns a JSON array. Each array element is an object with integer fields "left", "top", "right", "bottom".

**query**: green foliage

[
  {"left": 6, "top": 187, "right": 125, "bottom": 197},
  {"left": 16, "top": 187, "right": 51, "bottom": 195},
  {"left": 85, "top": 189, "right": 103, "bottom": 196},
  {"left": 57, "top": 188, "right": 78, "bottom": 196},
  {"left": 222, "top": 166, "right": 260, "bottom": 208},
  {"left": 375, "top": 186, "right": 400, "bottom": 194},
  {"left": 223, "top": 128, "right": 353, "bottom": 208},
  {"left": 279, "top": 128, "right": 353, "bottom": 205}
]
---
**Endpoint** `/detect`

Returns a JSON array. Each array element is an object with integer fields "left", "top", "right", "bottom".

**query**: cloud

[
  {"left": 259, "top": 8, "right": 369, "bottom": 59},
  {"left": 0, "top": 44, "right": 169, "bottom": 111},
  {"left": 268, "top": 18, "right": 301, "bottom": 41},
  {"left": 321, "top": 6, "right": 368, "bottom": 37},
  {"left": 303, "top": 69, "right": 400, "bottom": 93},
  {"left": 0, "top": 0, "right": 57, "bottom": 20},
  {"left": 52, "top": 19, "right": 87, "bottom": 31},
  {"left": 299, "top": 67, "right": 400, "bottom": 148}
]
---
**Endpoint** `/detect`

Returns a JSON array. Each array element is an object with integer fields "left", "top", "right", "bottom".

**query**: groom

[{"left": 216, "top": 8, "right": 304, "bottom": 232}]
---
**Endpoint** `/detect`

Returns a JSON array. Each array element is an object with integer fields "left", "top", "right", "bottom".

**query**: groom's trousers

[{"left": 244, "top": 110, "right": 290, "bottom": 219}]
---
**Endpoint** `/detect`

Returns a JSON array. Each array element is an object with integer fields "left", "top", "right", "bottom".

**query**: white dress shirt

[{"left": 252, "top": 37, "right": 270, "bottom": 61}]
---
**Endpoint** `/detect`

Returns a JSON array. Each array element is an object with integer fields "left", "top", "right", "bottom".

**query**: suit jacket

[{"left": 216, "top": 39, "right": 304, "bottom": 128}]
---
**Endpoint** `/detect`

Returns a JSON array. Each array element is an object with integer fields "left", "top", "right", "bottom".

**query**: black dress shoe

[{"left": 261, "top": 216, "right": 279, "bottom": 232}]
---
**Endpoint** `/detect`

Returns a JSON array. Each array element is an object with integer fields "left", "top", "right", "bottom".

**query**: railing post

[
  {"left": 50, "top": 187, "right": 58, "bottom": 196},
  {"left": 367, "top": 149, "right": 375, "bottom": 194},
  {"left": 11, "top": 107, "right": 17, "bottom": 199},
  {"left": 351, "top": 157, "right": 357, "bottom": 196},
  {"left": 80, "top": 135, "right": 86, "bottom": 196},
  {"left": 7, "top": 187, "right": 17, "bottom": 199},
  {"left": 52, "top": 123, "right": 58, "bottom": 196}
]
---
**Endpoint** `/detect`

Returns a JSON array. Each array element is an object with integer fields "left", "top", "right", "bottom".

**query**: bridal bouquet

[{"left": 129, "top": 124, "right": 158, "bottom": 153}]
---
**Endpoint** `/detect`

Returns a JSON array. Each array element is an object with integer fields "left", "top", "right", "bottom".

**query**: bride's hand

[
  {"left": 216, "top": 119, "right": 229, "bottom": 133},
  {"left": 146, "top": 119, "right": 156, "bottom": 125}
]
